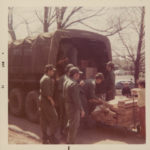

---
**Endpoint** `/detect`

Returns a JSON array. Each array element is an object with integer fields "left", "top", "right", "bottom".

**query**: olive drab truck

[{"left": 8, "top": 29, "right": 112, "bottom": 123}]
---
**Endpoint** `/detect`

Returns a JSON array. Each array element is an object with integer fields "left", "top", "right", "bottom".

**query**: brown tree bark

[
  {"left": 43, "top": 7, "right": 49, "bottom": 32},
  {"left": 8, "top": 7, "right": 16, "bottom": 41},
  {"left": 134, "top": 7, "right": 145, "bottom": 86}
]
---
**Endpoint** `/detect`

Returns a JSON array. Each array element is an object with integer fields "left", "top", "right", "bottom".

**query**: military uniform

[
  {"left": 39, "top": 74, "right": 58, "bottom": 143},
  {"left": 56, "top": 74, "right": 68, "bottom": 134},
  {"left": 105, "top": 70, "right": 115, "bottom": 101},
  {"left": 80, "top": 79, "right": 101, "bottom": 127},
  {"left": 63, "top": 78, "right": 83, "bottom": 144},
  {"left": 81, "top": 79, "right": 99, "bottom": 113}
]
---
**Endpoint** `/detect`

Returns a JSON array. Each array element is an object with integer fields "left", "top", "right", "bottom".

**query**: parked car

[{"left": 115, "top": 81, "right": 135, "bottom": 89}]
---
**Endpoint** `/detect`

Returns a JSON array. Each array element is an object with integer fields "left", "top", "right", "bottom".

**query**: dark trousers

[
  {"left": 40, "top": 100, "right": 58, "bottom": 141},
  {"left": 58, "top": 99, "right": 67, "bottom": 133},
  {"left": 65, "top": 103, "right": 80, "bottom": 144},
  {"left": 80, "top": 94, "right": 97, "bottom": 127}
]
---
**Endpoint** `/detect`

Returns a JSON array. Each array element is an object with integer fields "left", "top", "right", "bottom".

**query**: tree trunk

[
  {"left": 56, "top": 7, "right": 62, "bottom": 29},
  {"left": 134, "top": 7, "right": 145, "bottom": 86},
  {"left": 8, "top": 7, "right": 16, "bottom": 41},
  {"left": 8, "top": 26, "right": 16, "bottom": 41},
  {"left": 57, "top": 21, "right": 61, "bottom": 29},
  {"left": 44, "top": 7, "right": 49, "bottom": 32}
]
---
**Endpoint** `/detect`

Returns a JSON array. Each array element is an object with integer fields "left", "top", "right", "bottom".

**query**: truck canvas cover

[
  {"left": 48, "top": 29, "right": 112, "bottom": 65},
  {"left": 9, "top": 29, "right": 112, "bottom": 76}
]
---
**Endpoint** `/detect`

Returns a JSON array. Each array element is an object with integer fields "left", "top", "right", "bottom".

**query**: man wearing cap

[
  {"left": 80, "top": 73, "right": 108, "bottom": 126},
  {"left": 105, "top": 61, "right": 116, "bottom": 101},
  {"left": 39, "top": 64, "right": 59, "bottom": 144},
  {"left": 63, "top": 66, "right": 85, "bottom": 144},
  {"left": 55, "top": 64, "right": 74, "bottom": 136}
]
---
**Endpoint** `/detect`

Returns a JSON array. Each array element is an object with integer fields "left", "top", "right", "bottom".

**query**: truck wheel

[
  {"left": 9, "top": 88, "right": 24, "bottom": 116},
  {"left": 25, "top": 91, "right": 39, "bottom": 123}
]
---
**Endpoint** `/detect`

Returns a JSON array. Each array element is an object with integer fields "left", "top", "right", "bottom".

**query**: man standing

[
  {"left": 55, "top": 64, "right": 74, "bottom": 136},
  {"left": 39, "top": 64, "right": 59, "bottom": 144},
  {"left": 105, "top": 61, "right": 116, "bottom": 101},
  {"left": 63, "top": 67, "right": 85, "bottom": 144}
]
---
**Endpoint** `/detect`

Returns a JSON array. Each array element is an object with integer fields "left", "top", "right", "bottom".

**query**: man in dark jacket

[
  {"left": 63, "top": 67, "right": 85, "bottom": 144},
  {"left": 39, "top": 64, "right": 59, "bottom": 144},
  {"left": 105, "top": 61, "right": 116, "bottom": 101},
  {"left": 80, "top": 73, "right": 107, "bottom": 126}
]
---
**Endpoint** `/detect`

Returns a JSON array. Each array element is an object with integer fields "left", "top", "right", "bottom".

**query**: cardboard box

[{"left": 92, "top": 96, "right": 139, "bottom": 128}]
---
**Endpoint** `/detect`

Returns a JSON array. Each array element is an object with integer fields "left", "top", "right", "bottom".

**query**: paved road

[{"left": 8, "top": 114, "right": 145, "bottom": 144}]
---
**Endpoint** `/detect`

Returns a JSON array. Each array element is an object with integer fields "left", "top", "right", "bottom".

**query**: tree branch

[
  {"left": 79, "top": 21, "right": 113, "bottom": 33},
  {"left": 61, "top": 7, "right": 82, "bottom": 28},
  {"left": 35, "top": 10, "right": 43, "bottom": 23},
  {"left": 48, "top": 8, "right": 56, "bottom": 24},
  {"left": 79, "top": 20, "right": 130, "bottom": 37},
  {"left": 112, "top": 49, "right": 133, "bottom": 62},
  {"left": 63, "top": 9, "right": 106, "bottom": 29},
  {"left": 118, "top": 31, "right": 135, "bottom": 62}
]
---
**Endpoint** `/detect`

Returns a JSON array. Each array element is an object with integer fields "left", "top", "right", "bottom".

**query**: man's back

[
  {"left": 40, "top": 74, "right": 54, "bottom": 100},
  {"left": 81, "top": 79, "right": 96, "bottom": 99},
  {"left": 64, "top": 78, "right": 82, "bottom": 111}
]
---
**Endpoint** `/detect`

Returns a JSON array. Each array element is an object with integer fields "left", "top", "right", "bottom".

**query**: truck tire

[
  {"left": 25, "top": 91, "right": 39, "bottom": 123},
  {"left": 9, "top": 88, "right": 24, "bottom": 116}
]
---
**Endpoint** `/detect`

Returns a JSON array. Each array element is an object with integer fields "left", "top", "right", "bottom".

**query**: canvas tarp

[
  {"left": 9, "top": 29, "right": 112, "bottom": 74},
  {"left": 48, "top": 29, "right": 112, "bottom": 65}
]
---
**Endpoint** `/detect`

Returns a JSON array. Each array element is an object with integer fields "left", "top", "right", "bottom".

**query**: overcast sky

[{"left": 9, "top": 7, "right": 142, "bottom": 58}]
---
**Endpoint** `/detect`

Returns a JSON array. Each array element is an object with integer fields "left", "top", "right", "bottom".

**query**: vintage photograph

[{"left": 8, "top": 6, "right": 145, "bottom": 144}]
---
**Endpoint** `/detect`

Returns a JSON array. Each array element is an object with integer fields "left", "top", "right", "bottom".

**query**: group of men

[{"left": 39, "top": 61, "right": 115, "bottom": 144}]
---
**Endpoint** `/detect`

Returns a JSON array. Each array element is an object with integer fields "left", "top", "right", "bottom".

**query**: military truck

[{"left": 8, "top": 29, "right": 112, "bottom": 123}]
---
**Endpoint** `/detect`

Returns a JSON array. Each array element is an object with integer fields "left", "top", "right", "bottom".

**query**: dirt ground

[
  {"left": 8, "top": 114, "right": 145, "bottom": 144},
  {"left": 9, "top": 129, "right": 41, "bottom": 144}
]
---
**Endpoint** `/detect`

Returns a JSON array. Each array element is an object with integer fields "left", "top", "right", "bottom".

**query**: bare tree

[
  {"left": 35, "top": 7, "right": 108, "bottom": 31},
  {"left": 55, "top": 7, "right": 103, "bottom": 29},
  {"left": 55, "top": 7, "right": 68, "bottom": 29},
  {"left": 134, "top": 7, "right": 145, "bottom": 84},
  {"left": 35, "top": 7, "right": 129, "bottom": 36},
  {"left": 8, "top": 7, "right": 33, "bottom": 40},
  {"left": 113, "top": 7, "right": 145, "bottom": 85},
  {"left": 79, "top": 16, "right": 130, "bottom": 36},
  {"left": 35, "top": 7, "right": 56, "bottom": 32},
  {"left": 14, "top": 16, "right": 33, "bottom": 37},
  {"left": 8, "top": 7, "right": 16, "bottom": 41}
]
